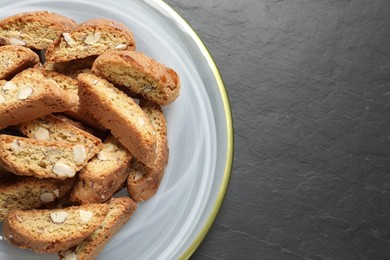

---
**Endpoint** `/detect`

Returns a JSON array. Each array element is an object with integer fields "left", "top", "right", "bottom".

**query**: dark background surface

[{"left": 165, "top": 1, "right": 390, "bottom": 259}]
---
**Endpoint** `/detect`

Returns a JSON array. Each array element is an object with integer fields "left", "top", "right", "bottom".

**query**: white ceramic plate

[{"left": 0, "top": 0, "right": 233, "bottom": 259}]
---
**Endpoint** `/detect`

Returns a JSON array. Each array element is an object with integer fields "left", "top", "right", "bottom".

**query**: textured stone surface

[{"left": 165, "top": 0, "right": 390, "bottom": 259}]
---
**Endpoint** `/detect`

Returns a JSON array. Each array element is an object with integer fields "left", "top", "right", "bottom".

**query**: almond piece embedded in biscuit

[
  {"left": 73, "top": 144, "right": 86, "bottom": 163},
  {"left": 3, "top": 82, "right": 17, "bottom": 91},
  {"left": 0, "top": 94, "right": 5, "bottom": 104},
  {"left": 97, "top": 151, "right": 107, "bottom": 161},
  {"left": 79, "top": 210, "right": 93, "bottom": 223},
  {"left": 10, "top": 140, "right": 21, "bottom": 152},
  {"left": 53, "top": 189, "right": 60, "bottom": 197},
  {"left": 134, "top": 171, "right": 143, "bottom": 181},
  {"left": 115, "top": 43, "right": 128, "bottom": 50},
  {"left": 52, "top": 162, "right": 76, "bottom": 178},
  {"left": 9, "top": 38, "right": 26, "bottom": 46},
  {"left": 34, "top": 127, "right": 50, "bottom": 141},
  {"left": 63, "top": 33, "right": 76, "bottom": 46},
  {"left": 40, "top": 192, "right": 55, "bottom": 203},
  {"left": 84, "top": 32, "right": 101, "bottom": 45},
  {"left": 64, "top": 250, "right": 77, "bottom": 260},
  {"left": 50, "top": 211, "right": 68, "bottom": 223},
  {"left": 17, "top": 86, "right": 33, "bottom": 100}
]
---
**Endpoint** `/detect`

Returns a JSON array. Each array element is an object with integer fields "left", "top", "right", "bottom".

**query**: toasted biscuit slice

[
  {"left": 0, "top": 134, "right": 96, "bottom": 179},
  {"left": 18, "top": 113, "right": 103, "bottom": 153},
  {"left": 3, "top": 203, "right": 109, "bottom": 253},
  {"left": 70, "top": 135, "right": 132, "bottom": 204},
  {"left": 0, "top": 69, "right": 78, "bottom": 129},
  {"left": 0, "top": 176, "right": 74, "bottom": 221},
  {"left": 92, "top": 50, "right": 180, "bottom": 106},
  {"left": 45, "top": 18, "right": 136, "bottom": 63},
  {"left": 0, "top": 11, "right": 77, "bottom": 50},
  {"left": 127, "top": 99, "right": 169, "bottom": 202},
  {"left": 59, "top": 197, "right": 137, "bottom": 259},
  {"left": 77, "top": 73, "right": 156, "bottom": 167},
  {"left": 14, "top": 68, "right": 104, "bottom": 130},
  {"left": 0, "top": 45, "right": 40, "bottom": 80}
]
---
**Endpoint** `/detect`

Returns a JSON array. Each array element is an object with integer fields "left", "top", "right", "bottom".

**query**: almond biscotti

[
  {"left": 18, "top": 114, "right": 103, "bottom": 157},
  {"left": 0, "top": 45, "right": 40, "bottom": 80},
  {"left": 0, "top": 135, "right": 95, "bottom": 179},
  {"left": 0, "top": 176, "right": 74, "bottom": 221},
  {"left": 127, "top": 99, "right": 169, "bottom": 202},
  {"left": 14, "top": 67, "right": 103, "bottom": 130},
  {"left": 77, "top": 73, "right": 157, "bottom": 167},
  {"left": 0, "top": 11, "right": 77, "bottom": 50},
  {"left": 0, "top": 69, "right": 78, "bottom": 129},
  {"left": 59, "top": 197, "right": 137, "bottom": 260},
  {"left": 92, "top": 50, "right": 180, "bottom": 106},
  {"left": 45, "top": 18, "right": 136, "bottom": 63},
  {"left": 3, "top": 203, "right": 109, "bottom": 253},
  {"left": 70, "top": 135, "right": 132, "bottom": 204}
]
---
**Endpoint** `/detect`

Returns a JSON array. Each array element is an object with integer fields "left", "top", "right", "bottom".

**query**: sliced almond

[
  {"left": 63, "top": 33, "right": 75, "bottom": 46},
  {"left": 0, "top": 94, "right": 5, "bottom": 104},
  {"left": 52, "top": 162, "right": 76, "bottom": 178},
  {"left": 114, "top": 43, "right": 128, "bottom": 50},
  {"left": 73, "top": 145, "right": 86, "bottom": 164},
  {"left": 17, "top": 86, "right": 33, "bottom": 100},
  {"left": 53, "top": 189, "right": 60, "bottom": 198},
  {"left": 84, "top": 32, "right": 101, "bottom": 45},
  {"left": 10, "top": 140, "right": 21, "bottom": 152},
  {"left": 64, "top": 250, "right": 77, "bottom": 260},
  {"left": 79, "top": 210, "right": 93, "bottom": 223},
  {"left": 34, "top": 127, "right": 50, "bottom": 141},
  {"left": 134, "top": 171, "right": 143, "bottom": 181},
  {"left": 3, "top": 81, "right": 17, "bottom": 91},
  {"left": 50, "top": 211, "right": 68, "bottom": 223},
  {"left": 138, "top": 117, "right": 145, "bottom": 126},
  {"left": 9, "top": 38, "right": 26, "bottom": 46},
  {"left": 40, "top": 192, "right": 55, "bottom": 203},
  {"left": 97, "top": 151, "right": 107, "bottom": 161}
]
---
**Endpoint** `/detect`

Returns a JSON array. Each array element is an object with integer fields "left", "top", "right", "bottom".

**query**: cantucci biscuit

[
  {"left": 92, "top": 50, "right": 180, "bottom": 106},
  {"left": 59, "top": 197, "right": 137, "bottom": 260},
  {"left": 127, "top": 99, "right": 169, "bottom": 202},
  {"left": 45, "top": 18, "right": 136, "bottom": 63},
  {"left": 3, "top": 203, "right": 109, "bottom": 253},
  {"left": 0, "top": 45, "right": 40, "bottom": 80},
  {"left": 70, "top": 135, "right": 132, "bottom": 204},
  {"left": 18, "top": 114, "right": 103, "bottom": 155},
  {"left": 0, "top": 134, "right": 95, "bottom": 179},
  {"left": 0, "top": 176, "right": 74, "bottom": 221},
  {"left": 0, "top": 11, "right": 77, "bottom": 50},
  {"left": 0, "top": 69, "right": 78, "bottom": 129},
  {"left": 14, "top": 68, "right": 104, "bottom": 130},
  {"left": 77, "top": 73, "right": 157, "bottom": 167}
]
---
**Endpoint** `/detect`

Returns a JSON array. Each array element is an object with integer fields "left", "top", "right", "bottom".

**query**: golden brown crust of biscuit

[
  {"left": 0, "top": 45, "right": 40, "bottom": 80},
  {"left": 0, "top": 176, "right": 75, "bottom": 221},
  {"left": 92, "top": 50, "right": 180, "bottom": 106},
  {"left": 45, "top": 18, "right": 136, "bottom": 62},
  {"left": 0, "top": 69, "right": 78, "bottom": 129},
  {"left": 77, "top": 73, "right": 157, "bottom": 167},
  {"left": 0, "top": 11, "right": 77, "bottom": 50},
  {"left": 3, "top": 203, "right": 109, "bottom": 253},
  {"left": 70, "top": 135, "right": 132, "bottom": 204},
  {"left": 59, "top": 197, "right": 137, "bottom": 259},
  {"left": 127, "top": 99, "right": 169, "bottom": 202}
]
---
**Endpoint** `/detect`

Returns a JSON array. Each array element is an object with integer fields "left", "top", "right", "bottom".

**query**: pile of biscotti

[{"left": 0, "top": 11, "right": 180, "bottom": 259}]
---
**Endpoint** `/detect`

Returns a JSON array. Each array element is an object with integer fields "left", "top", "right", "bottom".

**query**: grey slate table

[{"left": 166, "top": 0, "right": 390, "bottom": 259}]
